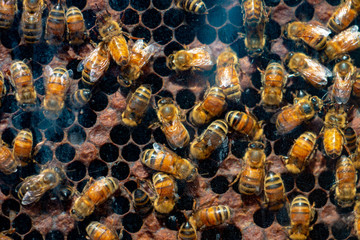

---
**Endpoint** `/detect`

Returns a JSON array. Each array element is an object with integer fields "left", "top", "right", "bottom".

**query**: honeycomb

[{"left": 0, "top": 0, "right": 358, "bottom": 239}]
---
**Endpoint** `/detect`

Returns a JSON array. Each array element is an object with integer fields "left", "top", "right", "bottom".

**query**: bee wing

[
  {"left": 44, "top": 65, "right": 54, "bottom": 80},
  {"left": 331, "top": 25, "right": 360, "bottom": 50},
  {"left": 77, "top": 58, "right": 87, "bottom": 72},
  {"left": 306, "top": 23, "right": 331, "bottom": 37},
  {"left": 188, "top": 45, "right": 215, "bottom": 67},
  {"left": 19, "top": 175, "right": 48, "bottom": 205},
  {"left": 88, "top": 47, "right": 111, "bottom": 83},
  {"left": 301, "top": 57, "right": 331, "bottom": 85},
  {"left": 132, "top": 40, "right": 160, "bottom": 69},
  {"left": 153, "top": 142, "right": 166, "bottom": 153}
]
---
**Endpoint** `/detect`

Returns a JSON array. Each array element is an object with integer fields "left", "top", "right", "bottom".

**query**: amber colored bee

[
  {"left": 78, "top": 42, "right": 110, "bottom": 87},
  {"left": 322, "top": 106, "right": 347, "bottom": 159},
  {"left": 353, "top": 69, "right": 360, "bottom": 97},
  {"left": 13, "top": 129, "right": 33, "bottom": 166},
  {"left": 155, "top": 97, "right": 190, "bottom": 149},
  {"left": 225, "top": 110, "right": 263, "bottom": 141},
  {"left": 121, "top": 84, "right": 152, "bottom": 127},
  {"left": 243, "top": 0, "right": 266, "bottom": 26},
  {"left": 354, "top": 201, "right": 360, "bottom": 237},
  {"left": 9, "top": 61, "right": 37, "bottom": 110},
  {"left": 263, "top": 171, "right": 286, "bottom": 211},
  {"left": 0, "top": 229, "right": 15, "bottom": 240},
  {"left": 17, "top": 167, "right": 64, "bottom": 205},
  {"left": 189, "top": 87, "right": 227, "bottom": 126},
  {"left": 45, "top": 0, "right": 65, "bottom": 45},
  {"left": 178, "top": 221, "right": 197, "bottom": 240},
  {"left": 275, "top": 92, "right": 323, "bottom": 134},
  {"left": 260, "top": 61, "right": 287, "bottom": 109},
  {"left": 215, "top": 52, "right": 242, "bottom": 102},
  {"left": 0, "top": 144, "right": 18, "bottom": 175},
  {"left": 0, "top": 71, "right": 7, "bottom": 106},
  {"left": 21, "top": 10, "right": 43, "bottom": 44},
  {"left": 324, "top": 25, "right": 360, "bottom": 61},
  {"left": 42, "top": 67, "right": 72, "bottom": 120},
  {"left": 328, "top": 0, "right": 359, "bottom": 33},
  {"left": 23, "top": 0, "right": 44, "bottom": 13},
  {"left": 70, "top": 89, "right": 92, "bottom": 108},
  {"left": 132, "top": 189, "right": 153, "bottom": 216},
  {"left": 119, "top": 39, "right": 160, "bottom": 87},
  {"left": 0, "top": 0, "right": 17, "bottom": 29},
  {"left": 70, "top": 177, "right": 119, "bottom": 221},
  {"left": 175, "top": 0, "right": 207, "bottom": 14},
  {"left": 166, "top": 46, "right": 214, "bottom": 72},
  {"left": 140, "top": 143, "right": 197, "bottom": 181},
  {"left": 282, "top": 131, "right": 317, "bottom": 174},
  {"left": 97, "top": 11, "right": 129, "bottom": 66},
  {"left": 284, "top": 52, "right": 331, "bottom": 88},
  {"left": 344, "top": 127, "right": 357, "bottom": 153},
  {"left": 86, "top": 221, "right": 121, "bottom": 240},
  {"left": 332, "top": 55, "right": 355, "bottom": 104},
  {"left": 65, "top": 6, "right": 86, "bottom": 45},
  {"left": 189, "top": 119, "right": 228, "bottom": 160},
  {"left": 334, "top": 156, "right": 357, "bottom": 207},
  {"left": 152, "top": 172, "right": 178, "bottom": 214},
  {"left": 289, "top": 195, "right": 314, "bottom": 240}
]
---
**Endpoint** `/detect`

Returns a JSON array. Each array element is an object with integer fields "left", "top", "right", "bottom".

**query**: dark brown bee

[
  {"left": 121, "top": 84, "right": 152, "bottom": 127},
  {"left": 283, "top": 21, "right": 331, "bottom": 50},
  {"left": 334, "top": 156, "right": 357, "bottom": 207},
  {"left": 45, "top": 0, "right": 65, "bottom": 45},
  {"left": 332, "top": 55, "right": 355, "bottom": 104},
  {"left": 282, "top": 131, "right": 317, "bottom": 174},
  {"left": 189, "top": 87, "right": 227, "bottom": 126},
  {"left": 289, "top": 195, "right": 314, "bottom": 240},
  {"left": 225, "top": 110, "right": 263, "bottom": 141},
  {"left": 0, "top": 0, "right": 17, "bottom": 29},
  {"left": 327, "top": 0, "right": 360, "bottom": 33},
  {"left": 189, "top": 119, "right": 228, "bottom": 160},
  {"left": 70, "top": 89, "right": 92, "bottom": 108},
  {"left": 21, "top": 10, "right": 43, "bottom": 44},
  {"left": 344, "top": 126, "right": 357, "bottom": 153},
  {"left": 276, "top": 92, "right": 323, "bottom": 134},
  {"left": 86, "top": 221, "right": 121, "bottom": 240},
  {"left": 260, "top": 61, "right": 287, "bottom": 109},
  {"left": 132, "top": 189, "right": 153, "bottom": 216},
  {"left": 263, "top": 171, "right": 286, "bottom": 211},
  {"left": 175, "top": 0, "right": 207, "bottom": 14},
  {"left": 0, "top": 144, "right": 18, "bottom": 175},
  {"left": 13, "top": 129, "right": 33, "bottom": 166},
  {"left": 65, "top": 6, "right": 86, "bottom": 45}
]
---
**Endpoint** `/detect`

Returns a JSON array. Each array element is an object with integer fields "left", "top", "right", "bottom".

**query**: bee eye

[
  {"left": 250, "top": 143, "right": 256, "bottom": 148},
  {"left": 259, "top": 144, "right": 264, "bottom": 149},
  {"left": 311, "top": 97, "right": 317, "bottom": 103}
]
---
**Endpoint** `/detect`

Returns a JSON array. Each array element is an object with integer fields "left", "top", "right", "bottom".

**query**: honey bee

[
  {"left": 70, "top": 177, "right": 119, "bottom": 221},
  {"left": 352, "top": 136, "right": 360, "bottom": 169},
  {"left": 327, "top": 0, "right": 359, "bottom": 33},
  {"left": 215, "top": 49, "right": 242, "bottom": 102},
  {"left": 243, "top": 0, "right": 266, "bottom": 26},
  {"left": 354, "top": 201, "right": 360, "bottom": 237},
  {"left": 225, "top": 110, "right": 263, "bottom": 141},
  {"left": 0, "top": 144, "right": 18, "bottom": 175},
  {"left": 263, "top": 171, "right": 286, "bottom": 211},
  {"left": 97, "top": 11, "right": 129, "bottom": 66},
  {"left": 0, "top": 71, "right": 7, "bottom": 106},
  {"left": 70, "top": 89, "right": 92, "bottom": 108},
  {"left": 153, "top": 195, "right": 176, "bottom": 214},
  {"left": 166, "top": 45, "right": 214, "bottom": 72},
  {"left": 352, "top": 69, "right": 360, "bottom": 97},
  {"left": 175, "top": 0, "right": 207, "bottom": 14},
  {"left": 9, "top": 60, "right": 37, "bottom": 110},
  {"left": 283, "top": 21, "right": 331, "bottom": 51},
  {"left": 13, "top": 129, "right": 33, "bottom": 166},
  {"left": 42, "top": 66, "right": 72, "bottom": 120},
  {"left": 324, "top": 25, "right": 360, "bottom": 61},
  {"left": 121, "top": 84, "right": 152, "bottom": 127},
  {"left": 77, "top": 42, "right": 110, "bottom": 87},
  {"left": 275, "top": 92, "right": 323, "bottom": 134},
  {"left": 21, "top": 10, "right": 43, "bottom": 44},
  {"left": 154, "top": 97, "right": 190, "bottom": 149},
  {"left": 132, "top": 188, "right": 153, "bottom": 216},
  {"left": 189, "top": 119, "right": 228, "bottom": 160},
  {"left": 244, "top": 23, "right": 267, "bottom": 57},
  {"left": 322, "top": 106, "right": 347, "bottom": 159},
  {"left": 0, "top": 229, "right": 15, "bottom": 240},
  {"left": 284, "top": 52, "right": 331, "bottom": 88},
  {"left": 344, "top": 127, "right": 357, "bottom": 153},
  {"left": 152, "top": 172, "right": 178, "bottom": 214},
  {"left": 0, "top": 0, "right": 17, "bottom": 30},
  {"left": 332, "top": 55, "right": 355, "bottom": 104},
  {"left": 65, "top": 6, "right": 86, "bottom": 45},
  {"left": 17, "top": 167, "right": 65, "bottom": 205},
  {"left": 282, "top": 132, "right": 317, "bottom": 174},
  {"left": 236, "top": 141, "right": 266, "bottom": 195},
  {"left": 334, "top": 156, "right": 357, "bottom": 207},
  {"left": 23, "top": 0, "right": 44, "bottom": 13},
  {"left": 260, "top": 61, "right": 287, "bottom": 109},
  {"left": 189, "top": 87, "right": 227, "bottom": 126},
  {"left": 45, "top": 0, "right": 65, "bottom": 46},
  {"left": 140, "top": 143, "right": 197, "bottom": 181},
  {"left": 178, "top": 221, "right": 196, "bottom": 240},
  {"left": 289, "top": 195, "right": 314, "bottom": 240},
  {"left": 86, "top": 221, "right": 121, "bottom": 240},
  {"left": 119, "top": 39, "right": 160, "bottom": 87}
]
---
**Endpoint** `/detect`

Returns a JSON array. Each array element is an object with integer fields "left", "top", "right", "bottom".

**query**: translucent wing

[
  {"left": 332, "top": 25, "right": 360, "bottom": 50},
  {"left": 301, "top": 56, "right": 331, "bottom": 86},
  {"left": 44, "top": 65, "right": 54, "bottom": 80},
  {"left": 153, "top": 142, "right": 166, "bottom": 153},
  {"left": 19, "top": 175, "right": 48, "bottom": 205},
  {"left": 187, "top": 45, "right": 214, "bottom": 69},
  {"left": 88, "top": 45, "right": 111, "bottom": 83},
  {"left": 306, "top": 22, "right": 331, "bottom": 37},
  {"left": 131, "top": 40, "right": 160, "bottom": 68}
]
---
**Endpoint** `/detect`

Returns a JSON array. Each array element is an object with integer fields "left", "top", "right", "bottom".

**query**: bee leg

[
  {"left": 229, "top": 172, "right": 241, "bottom": 187},
  {"left": 148, "top": 121, "right": 161, "bottom": 129}
]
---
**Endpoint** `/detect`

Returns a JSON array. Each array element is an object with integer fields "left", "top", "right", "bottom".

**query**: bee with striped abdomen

[
  {"left": 65, "top": 6, "right": 86, "bottom": 45},
  {"left": 334, "top": 156, "right": 357, "bottom": 207},
  {"left": 0, "top": 143, "right": 18, "bottom": 175},
  {"left": 86, "top": 221, "right": 121, "bottom": 240},
  {"left": 282, "top": 131, "right": 317, "bottom": 174},
  {"left": 45, "top": 0, "right": 65, "bottom": 45},
  {"left": 225, "top": 110, "right": 263, "bottom": 141},
  {"left": 327, "top": 0, "right": 360, "bottom": 33},
  {"left": 289, "top": 195, "right": 314, "bottom": 240},
  {"left": 0, "top": 0, "right": 17, "bottom": 30},
  {"left": 70, "top": 89, "right": 92, "bottom": 108},
  {"left": 263, "top": 171, "right": 286, "bottom": 211},
  {"left": 42, "top": 66, "right": 72, "bottom": 120},
  {"left": 9, "top": 60, "right": 37, "bottom": 110},
  {"left": 243, "top": 0, "right": 266, "bottom": 26},
  {"left": 70, "top": 177, "right": 119, "bottom": 221},
  {"left": 175, "top": 0, "right": 207, "bottom": 14},
  {"left": 132, "top": 188, "right": 153, "bottom": 216},
  {"left": 140, "top": 143, "right": 197, "bottom": 181},
  {"left": 344, "top": 127, "right": 357, "bottom": 153},
  {"left": 13, "top": 129, "right": 33, "bottom": 166},
  {"left": 121, "top": 84, "right": 152, "bottom": 127},
  {"left": 152, "top": 172, "right": 178, "bottom": 214},
  {"left": 178, "top": 221, "right": 196, "bottom": 240},
  {"left": 189, "top": 87, "right": 227, "bottom": 126},
  {"left": 21, "top": 10, "right": 43, "bottom": 44},
  {"left": 332, "top": 55, "right": 355, "bottom": 104},
  {"left": 189, "top": 119, "right": 228, "bottom": 160}
]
